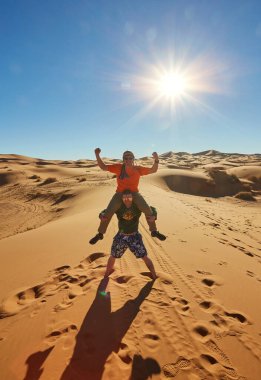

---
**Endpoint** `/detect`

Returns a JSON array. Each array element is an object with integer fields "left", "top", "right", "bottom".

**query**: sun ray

[{"left": 107, "top": 48, "right": 233, "bottom": 126}]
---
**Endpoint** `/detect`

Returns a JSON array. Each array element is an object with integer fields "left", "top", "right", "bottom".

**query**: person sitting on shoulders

[{"left": 89, "top": 148, "right": 166, "bottom": 244}]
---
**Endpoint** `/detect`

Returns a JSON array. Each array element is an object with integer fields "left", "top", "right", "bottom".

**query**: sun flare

[
  {"left": 115, "top": 50, "right": 229, "bottom": 123},
  {"left": 158, "top": 72, "right": 188, "bottom": 98}
]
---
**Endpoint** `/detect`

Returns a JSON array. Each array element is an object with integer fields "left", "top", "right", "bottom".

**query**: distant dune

[{"left": 0, "top": 151, "right": 260, "bottom": 380}]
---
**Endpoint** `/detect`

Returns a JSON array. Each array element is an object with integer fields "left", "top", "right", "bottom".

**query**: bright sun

[
  {"left": 117, "top": 53, "right": 227, "bottom": 121},
  {"left": 158, "top": 72, "right": 188, "bottom": 98}
]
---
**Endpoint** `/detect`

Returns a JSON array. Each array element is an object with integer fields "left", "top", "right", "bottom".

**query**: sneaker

[
  {"left": 151, "top": 230, "right": 166, "bottom": 241},
  {"left": 89, "top": 233, "right": 104, "bottom": 245}
]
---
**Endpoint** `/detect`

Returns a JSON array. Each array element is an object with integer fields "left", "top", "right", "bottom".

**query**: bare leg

[
  {"left": 104, "top": 256, "right": 116, "bottom": 277},
  {"left": 142, "top": 256, "right": 157, "bottom": 280}
]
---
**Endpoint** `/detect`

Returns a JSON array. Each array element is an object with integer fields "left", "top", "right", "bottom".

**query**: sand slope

[{"left": 0, "top": 151, "right": 261, "bottom": 380}]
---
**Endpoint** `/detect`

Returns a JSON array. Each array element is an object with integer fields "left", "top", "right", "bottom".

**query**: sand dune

[{"left": 0, "top": 151, "right": 260, "bottom": 380}]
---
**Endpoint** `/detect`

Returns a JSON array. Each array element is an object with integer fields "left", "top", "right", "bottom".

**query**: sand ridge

[{"left": 0, "top": 150, "right": 260, "bottom": 379}]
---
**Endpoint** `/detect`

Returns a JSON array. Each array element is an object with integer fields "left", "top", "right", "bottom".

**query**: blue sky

[{"left": 0, "top": 0, "right": 260, "bottom": 159}]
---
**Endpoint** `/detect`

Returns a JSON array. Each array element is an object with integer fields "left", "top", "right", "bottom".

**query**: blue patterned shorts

[{"left": 111, "top": 232, "right": 147, "bottom": 258}]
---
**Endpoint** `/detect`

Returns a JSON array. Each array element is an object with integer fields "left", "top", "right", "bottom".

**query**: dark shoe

[
  {"left": 89, "top": 233, "right": 104, "bottom": 245},
  {"left": 151, "top": 230, "right": 166, "bottom": 241}
]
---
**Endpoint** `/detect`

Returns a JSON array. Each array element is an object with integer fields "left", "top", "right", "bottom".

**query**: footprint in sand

[
  {"left": 53, "top": 276, "right": 94, "bottom": 312},
  {"left": 77, "top": 252, "right": 107, "bottom": 269},
  {"left": 51, "top": 258, "right": 101, "bottom": 312},
  {"left": 45, "top": 321, "right": 78, "bottom": 350},
  {"left": 0, "top": 282, "right": 57, "bottom": 318},
  {"left": 50, "top": 265, "right": 88, "bottom": 292},
  {"left": 218, "top": 261, "right": 228, "bottom": 266},
  {"left": 0, "top": 260, "right": 97, "bottom": 318},
  {"left": 205, "top": 339, "right": 231, "bottom": 363},
  {"left": 172, "top": 297, "right": 190, "bottom": 315},
  {"left": 143, "top": 333, "right": 160, "bottom": 350},
  {"left": 224, "top": 311, "right": 247, "bottom": 324},
  {"left": 50, "top": 265, "right": 71, "bottom": 275},
  {"left": 0, "top": 264, "right": 79, "bottom": 319},
  {"left": 30, "top": 300, "right": 47, "bottom": 318},
  {"left": 199, "top": 299, "right": 248, "bottom": 333},
  {"left": 53, "top": 284, "right": 84, "bottom": 312},
  {"left": 241, "top": 249, "right": 254, "bottom": 257},
  {"left": 200, "top": 354, "right": 239, "bottom": 379},
  {"left": 210, "top": 313, "right": 229, "bottom": 332},
  {"left": 118, "top": 342, "right": 132, "bottom": 364},
  {"left": 228, "top": 243, "right": 255, "bottom": 257},
  {"left": 156, "top": 272, "right": 173, "bottom": 285},
  {"left": 162, "top": 357, "right": 191, "bottom": 377},
  {"left": 192, "top": 323, "right": 212, "bottom": 341},
  {"left": 197, "top": 273, "right": 223, "bottom": 289},
  {"left": 199, "top": 300, "right": 216, "bottom": 311},
  {"left": 114, "top": 275, "right": 134, "bottom": 284},
  {"left": 202, "top": 278, "right": 215, "bottom": 287},
  {"left": 196, "top": 270, "right": 212, "bottom": 275}
]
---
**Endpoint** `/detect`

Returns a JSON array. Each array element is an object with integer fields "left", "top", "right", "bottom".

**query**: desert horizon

[{"left": 0, "top": 149, "right": 260, "bottom": 380}]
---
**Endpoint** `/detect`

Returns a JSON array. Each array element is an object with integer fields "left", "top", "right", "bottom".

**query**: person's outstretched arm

[
  {"left": 95, "top": 148, "right": 107, "bottom": 171},
  {"left": 148, "top": 152, "right": 159, "bottom": 174}
]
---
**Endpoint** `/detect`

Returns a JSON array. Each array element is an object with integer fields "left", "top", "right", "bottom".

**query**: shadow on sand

[
  {"left": 130, "top": 354, "right": 161, "bottom": 380},
  {"left": 60, "top": 277, "right": 156, "bottom": 380},
  {"left": 23, "top": 347, "right": 54, "bottom": 380}
]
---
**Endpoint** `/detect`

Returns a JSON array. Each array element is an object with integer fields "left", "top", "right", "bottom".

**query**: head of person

[
  {"left": 122, "top": 189, "right": 133, "bottom": 208},
  {"left": 122, "top": 151, "right": 135, "bottom": 166}
]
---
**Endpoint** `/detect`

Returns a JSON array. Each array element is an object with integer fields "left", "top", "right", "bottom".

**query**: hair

[
  {"left": 122, "top": 150, "right": 134, "bottom": 159},
  {"left": 119, "top": 164, "right": 129, "bottom": 180},
  {"left": 122, "top": 189, "right": 132, "bottom": 195},
  {"left": 120, "top": 152, "right": 135, "bottom": 180}
]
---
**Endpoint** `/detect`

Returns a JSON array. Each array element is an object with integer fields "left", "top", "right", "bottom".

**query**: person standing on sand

[
  {"left": 89, "top": 148, "right": 166, "bottom": 244},
  {"left": 103, "top": 190, "right": 158, "bottom": 280}
]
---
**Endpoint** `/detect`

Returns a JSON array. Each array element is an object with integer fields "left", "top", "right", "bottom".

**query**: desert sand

[{"left": 0, "top": 150, "right": 260, "bottom": 380}]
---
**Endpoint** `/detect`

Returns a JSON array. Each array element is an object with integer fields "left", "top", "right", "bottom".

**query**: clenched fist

[{"left": 152, "top": 152, "right": 159, "bottom": 161}]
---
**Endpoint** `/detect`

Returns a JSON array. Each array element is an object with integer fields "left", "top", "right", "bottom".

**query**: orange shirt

[{"left": 106, "top": 164, "right": 151, "bottom": 192}]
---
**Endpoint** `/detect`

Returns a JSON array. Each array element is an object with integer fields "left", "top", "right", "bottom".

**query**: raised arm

[
  {"left": 148, "top": 152, "right": 159, "bottom": 174},
  {"left": 95, "top": 148, "right": 107, "bottom": 171}
]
